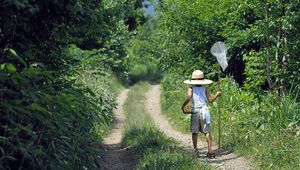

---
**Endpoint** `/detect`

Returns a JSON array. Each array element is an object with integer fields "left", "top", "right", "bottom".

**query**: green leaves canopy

[
  {"left": 0, "top": 0, "right": 145, "bottom": 169},
  {"left": 148, "top": 0, "right": 300, "bottom": 89}
]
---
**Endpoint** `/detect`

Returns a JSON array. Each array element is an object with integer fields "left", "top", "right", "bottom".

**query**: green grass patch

[
  {"left": 123, "top": 82, "right": 211, "bottom": 170},
  {"left": 208, "top": 77, "right": 300, "bottom": 169},
  {"left": 78, "top": 69, "right": 124, "bottom": 140},
  {"left": 161, "top": 73, "right": 191, "bottom": 134},
  {"left": 161, "top": 72, "right": 300, "bottom": 169}
]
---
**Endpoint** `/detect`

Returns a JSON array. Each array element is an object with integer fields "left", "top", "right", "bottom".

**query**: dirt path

[
  {"left": 97, "top": 89, "right": 137, "bottom": 170},
  {"left": 145, "top": 84, "right": 254, "bottom": 170}
]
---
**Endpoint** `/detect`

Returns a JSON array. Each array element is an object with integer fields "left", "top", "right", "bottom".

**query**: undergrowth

[
  {"left": 161, "top": 72, "right": 300, "bottom": 169},
  {"left": 0, "top": 46, "right": 122, "bottom": 169},
  {"left": 161, "top": 73, "right": 191, "bottom": 134},
  {"left": 123, "top": 82, "right": 211, "bottom": 170}
]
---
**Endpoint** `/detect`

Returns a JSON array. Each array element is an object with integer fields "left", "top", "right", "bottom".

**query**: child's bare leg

[
  {"left": 192, "top": 133, "right": 198, "bottom": 150},
  {"left": 205, "top": 132, "right": 213, "bottom": 153}
]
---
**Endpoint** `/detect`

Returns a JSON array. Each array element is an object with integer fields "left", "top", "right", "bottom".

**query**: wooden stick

[{"left": 218, "top": 68, "right": 221, "bottom": 149}]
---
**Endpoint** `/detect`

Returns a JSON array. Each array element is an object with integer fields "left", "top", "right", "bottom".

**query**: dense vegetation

[
  {"left": 161, "top": 75, "right": 300, "bottom": 168},
  {"left": 2, "top": 0, "right": 300, "bottom": 169},
  {"left": 144, "top": 0, "right": 300, "bottom": 89},
  {"left": 126, "top": 19, "right": 162, "bottom": 84},
  {"left": 0, "top": 0, "right": 145, "bottom": 169},
  {"left": 130, "top": 0, "right": 300, "bottom": 169},
  {"left": 123, "top": 82, "right": 211, "bottom": 170}
]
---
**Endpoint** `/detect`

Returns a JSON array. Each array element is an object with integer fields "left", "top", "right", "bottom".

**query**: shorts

[{"left": 190, "top": 108, "right": 211, "bottom": 134}]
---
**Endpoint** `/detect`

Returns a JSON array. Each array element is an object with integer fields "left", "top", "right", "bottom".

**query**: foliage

[
  {"left": 243, "top": 50, "right": 267, "bottom": 90},
  {"left": 161, "top": 73, "right": 300, "bottom": 169},
  {"left": 0, "top": 0, "right": 144, "bottom": 169},
  {"left": 148, "top": 0, "right": 224, "bottom": 80},
  {"left": 123, "top": 82, "right": 211, "bottom": 170},
  {"left": 137, "top": 150, "right": 211, "bottom": 170},
  {"left": 160, "top": 73, "right": 191, "bottom": 133},
  {"left": 137, "top": 1, "right": 300, "bottom": 168},
  {"left": 0, "top": 43, "right": 126, "bottom": 169},
  {"left": 210, "top": 77, "right": 300, "bottom": 168},
  {"left": 0, "top": 59, "right": 117, "bottom": 169},
  {"left": 148, "top": 0, "right": 300, "bottom": 89},
  {"left": 126, "top": 19, "right": 162, "bottom": 84}
]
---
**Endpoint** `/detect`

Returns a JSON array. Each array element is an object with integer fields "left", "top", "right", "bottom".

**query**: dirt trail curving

[
  {"left": 145, "top": 84, "right": 254, "bottom": 170},
  {"left": 97, "top": 89, "right": 137, "bottom": 170}
]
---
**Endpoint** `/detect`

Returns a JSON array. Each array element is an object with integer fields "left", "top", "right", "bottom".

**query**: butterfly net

[{"left": 210, "top": 42, "right": 228, "bottom": 71}]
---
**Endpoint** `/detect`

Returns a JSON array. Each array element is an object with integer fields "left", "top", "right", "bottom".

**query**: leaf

[
  {"left": 5, "top": 48, "right": 28, "bottom": 67},
  {"left": 1, "top": 64, "right": 6, "bottom": 70},
  {"left": 28, "top": 103, "right": 48, "bottom": 113},
  {"left": 30, "top": 62, "right": 45, "bottom": 68},
  {"left": 32, "top": 148, "right": 47, "bottom": 157},
  {"left": 5, "top": 156, "right": 16, "bottom": 161},
  {"left": 6, "top": 63, "right": 17, "bottom": 73}
]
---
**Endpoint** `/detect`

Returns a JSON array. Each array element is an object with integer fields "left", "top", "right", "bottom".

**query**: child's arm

[
  {"left": 205, "top": 88, "right": 221, "bottom": 103},
  {"left": 181, "top": 88, "right": 192, "bottom": 113}
]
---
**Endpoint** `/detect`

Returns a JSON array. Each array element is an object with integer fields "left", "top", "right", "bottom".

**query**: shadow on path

[{"left": 97, "top": 143, "right": 137, "bottom": 170}]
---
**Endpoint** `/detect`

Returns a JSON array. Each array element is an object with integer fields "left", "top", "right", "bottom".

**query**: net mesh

[{"left": 210, "top": 42, "right": 228, "bottom": 71}]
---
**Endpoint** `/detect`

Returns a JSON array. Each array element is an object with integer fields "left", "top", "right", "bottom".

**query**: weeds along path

[
  {"left": 97, "top": 89, "right": 137, "bottom": 170},
  {"left": 145, "top": 84, "right": 253, "bottom": 170}
]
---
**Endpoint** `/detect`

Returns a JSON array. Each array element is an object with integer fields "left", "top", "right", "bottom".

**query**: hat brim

[{"left": 183, "top": 79, "right": 213, "bottom": 85}]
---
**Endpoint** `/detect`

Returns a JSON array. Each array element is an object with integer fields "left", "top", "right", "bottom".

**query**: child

[{"left": 181, "top": 70, "right": 221, "bottom": 158}]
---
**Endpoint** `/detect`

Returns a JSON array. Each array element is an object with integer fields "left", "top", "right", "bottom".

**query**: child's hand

[{"left": 182, "top": 105, "right": 192, "bottom": 114}]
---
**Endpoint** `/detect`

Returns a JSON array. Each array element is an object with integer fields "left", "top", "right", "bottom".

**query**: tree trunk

[
  {"left": 281, "top": 1, "right": 287, "bottom": 92},
  {"left": 264, "top": 1, "right": 273, "bottom": 89}
]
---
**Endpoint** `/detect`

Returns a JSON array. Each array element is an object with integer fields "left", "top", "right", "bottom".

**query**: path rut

[
  {"left": 145, "top": 84, "right": 254, "bottom": 170},
  {"left": 97, "top": 89, "right": 137, "bottom": 170}
]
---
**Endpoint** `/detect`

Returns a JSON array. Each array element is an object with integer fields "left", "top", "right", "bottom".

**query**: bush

[
  {"left": 161, "top": 72, "right": 300, "bottom": 169},
  {"left": 0, "top": 46, "right": 120, "bottom": 169},
  {"left": 211, "top": 77, "right": 300, "bottom": 168}
]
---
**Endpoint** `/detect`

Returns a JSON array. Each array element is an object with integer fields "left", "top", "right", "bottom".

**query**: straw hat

[{"left": 183, "top": 70, "right": 213, "bottom": 85}]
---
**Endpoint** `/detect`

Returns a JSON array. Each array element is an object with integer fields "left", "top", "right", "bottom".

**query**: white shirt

[
  {"left": 192, "top": 86, "right": 207, "bottom": 109},
  {"left": 192, "top": 86, "right": 211, "bottom": 124}
]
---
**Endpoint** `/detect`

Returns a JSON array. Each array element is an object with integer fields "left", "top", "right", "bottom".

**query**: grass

[
  {"left": 89, "top": 72, "right": 124, "bottom": 140},
  {"left": 209, "top": 77, "right": 300, "bottom": 169},
  {"left": 161, "top": 73, "right": 300, "bottom": 169},
  {"left": 123, "top": 81, "right": 212, "bottom": 170},
  {"left": 160, "top": 73, "right": 190, "bottom": 133}
]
